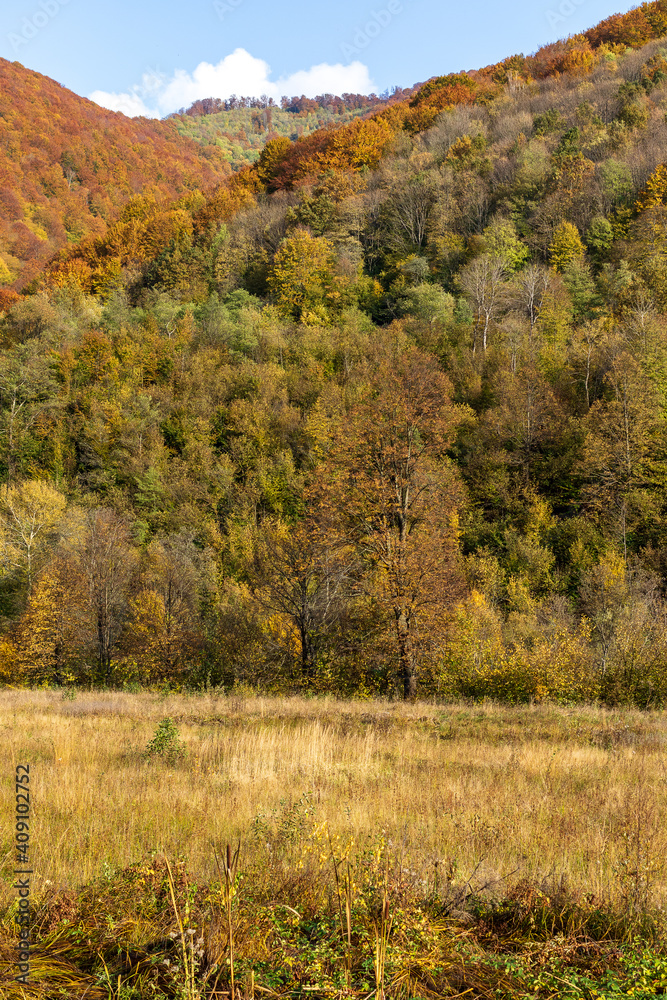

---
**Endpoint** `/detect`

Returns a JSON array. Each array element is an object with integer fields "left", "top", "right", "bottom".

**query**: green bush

[{"left": 144, "top": 717, "right": 187, "bottom": 763}]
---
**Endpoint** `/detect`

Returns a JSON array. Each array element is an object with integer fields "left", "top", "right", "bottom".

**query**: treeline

[{"left": 173, "top": 90, "right": 407, "bottom": 118}]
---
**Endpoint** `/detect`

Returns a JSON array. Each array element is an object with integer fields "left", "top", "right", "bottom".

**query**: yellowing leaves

[
  {"left": 635, "top": 163, "right": 667, "bottom": 214},
  {"left": 268, "top": 228, "right": 338, "bottom": 322},
  {"left": 0, "top": 479, "right": 67, "bottom": 589},
  {"left": 549, "top": 221, "right": 586, "bottom": 272}
]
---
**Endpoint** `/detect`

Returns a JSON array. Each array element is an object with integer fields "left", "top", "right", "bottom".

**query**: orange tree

[{"left": 314, "top": 342, "right": 467, "bottom": 699}]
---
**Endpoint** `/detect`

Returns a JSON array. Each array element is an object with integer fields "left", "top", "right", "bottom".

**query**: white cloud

[{"left": 88, "top": 48, "right": 376, "bottom": 118}]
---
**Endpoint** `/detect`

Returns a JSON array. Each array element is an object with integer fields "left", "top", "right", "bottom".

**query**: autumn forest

[{"left": 4, "top": 2, "right": 667, "bottom": 703}]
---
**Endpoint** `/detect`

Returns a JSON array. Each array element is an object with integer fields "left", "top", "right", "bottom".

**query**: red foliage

[
  {"left": 0, "top": 288, "right": 22, "bottom": 311},
  {"left": 0, "top": 57, "right": 232, "bottom": 289},
  {"left": 584, "top": 2, "right": 667, "bottom": 47}
]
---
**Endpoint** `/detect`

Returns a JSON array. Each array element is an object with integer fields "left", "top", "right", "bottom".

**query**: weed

[
  {"left": 372, "top": 866, "right": 393, "bottom": 1000},
  {"left": 144, "top": 718, "right": 187, "bottom": 763},
  {"left": 164, "top": 855, "right": 203, "bottom": 1000}
]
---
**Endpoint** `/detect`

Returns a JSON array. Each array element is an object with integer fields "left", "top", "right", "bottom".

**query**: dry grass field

[{"left": 1, "top": 691, "right": 667, "bottom": 998}]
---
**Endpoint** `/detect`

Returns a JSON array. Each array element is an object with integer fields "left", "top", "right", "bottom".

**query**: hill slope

[
  {"left": 4, "top": 6, "right": 667, "bottom": 699},
  {"left": 0, "top": 58, "right": 232, "bottom": 293},
  {"left": 168, "top": 90, "right": 419, "bottom": 171}
]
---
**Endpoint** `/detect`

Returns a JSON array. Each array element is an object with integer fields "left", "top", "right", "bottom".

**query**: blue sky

[{"left": 1, "top": 0, "right": 640, "bottom": 118}]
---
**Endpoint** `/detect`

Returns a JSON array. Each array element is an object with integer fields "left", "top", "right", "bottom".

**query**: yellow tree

[
  {"left": 549, "top": 221, "right": 586, "bottom": 272},
  {"left": 268, "top": 227, "right": 337, "bottom": 322},
  {"left": 126, "top": 533, "right": 207, "bottom": 684},
  {"left": 256, "top": 136, "right": 292, "bottom": 188},
  {"left": 15, "top": 556, "right": 90, "bottom": 685},
  {"left": 0, "top": 479, "right": 67, "bottom": 593},
  {"left": 635, "top": 164, "right": 667, "bottom": 213}
]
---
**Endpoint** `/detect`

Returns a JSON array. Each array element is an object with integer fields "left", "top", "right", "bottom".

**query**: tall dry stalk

[
  {"left": 373, "top": 898, "right": 392, "bottom": 1000},
  {"left": 373, "top": 862, "right": 393, "bottom": 1000},
  {"left": 345, "top": 862, "right": 352, "bottom": 986},
  {"left": 164, "top": 855, "right": 198, "bottom": 1000},
  {"left": 214, "top": 842, "right": 240, "bottom": 1000},
  {"left": 331, "top": 845, "right": 353, "bottom": 990}
]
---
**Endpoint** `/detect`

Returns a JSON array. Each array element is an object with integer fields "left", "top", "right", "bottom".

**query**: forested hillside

[
  {"left": 169, "top": 91, "right": 411, "bottom": 171},
  {"left": 0, "top": 59, "right": 232, "bottom": 294},
  {"left": 3, "top": 3, "right": 667, "bottom": 701}
]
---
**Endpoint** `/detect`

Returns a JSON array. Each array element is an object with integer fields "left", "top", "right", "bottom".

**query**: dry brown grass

[{"left": 1, "top": 690, "right": 666, "bottom": 914}]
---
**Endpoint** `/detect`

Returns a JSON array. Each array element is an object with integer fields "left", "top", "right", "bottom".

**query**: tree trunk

[
  {"left": 395, "top": 607, "right": 417, "bottom": 700},
  {"left": 300, "top": 621, "right": 315, "bottom": 686},
  {"left": 53, "top": 640, "right": 63, "bottom": 687},
  {"left": 97, "top": 613, "right": 112, "bottom": 685}
]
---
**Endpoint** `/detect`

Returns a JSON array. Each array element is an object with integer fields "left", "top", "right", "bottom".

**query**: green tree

[
  {"left": 482, "top": 219, "right": 529, "bottom": 271},
  {"left": 585, "top": 216, "right": 614, "bottom": 263}
]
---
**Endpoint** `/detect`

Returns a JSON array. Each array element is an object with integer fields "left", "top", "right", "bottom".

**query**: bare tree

[
  {"left": 382, "top": 175, "right": 437, "bottom": 254},
  {"left": 78, "top": 509, "right": 135, "bottom": 684},
  {"left": 515, "top": 264, "right": 551, "bottom": 334},
  {"left": 459, "top": 254, "right": 507, "bottom": 354}
]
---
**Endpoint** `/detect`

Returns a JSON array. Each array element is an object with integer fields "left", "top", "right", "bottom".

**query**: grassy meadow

[{"left": 1, "top": 691, "right": 667, "bottom": 998}]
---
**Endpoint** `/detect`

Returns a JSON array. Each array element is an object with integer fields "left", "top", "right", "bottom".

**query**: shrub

[{"left": 144, "top": 717, "right": 187, "bottom": 763}]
